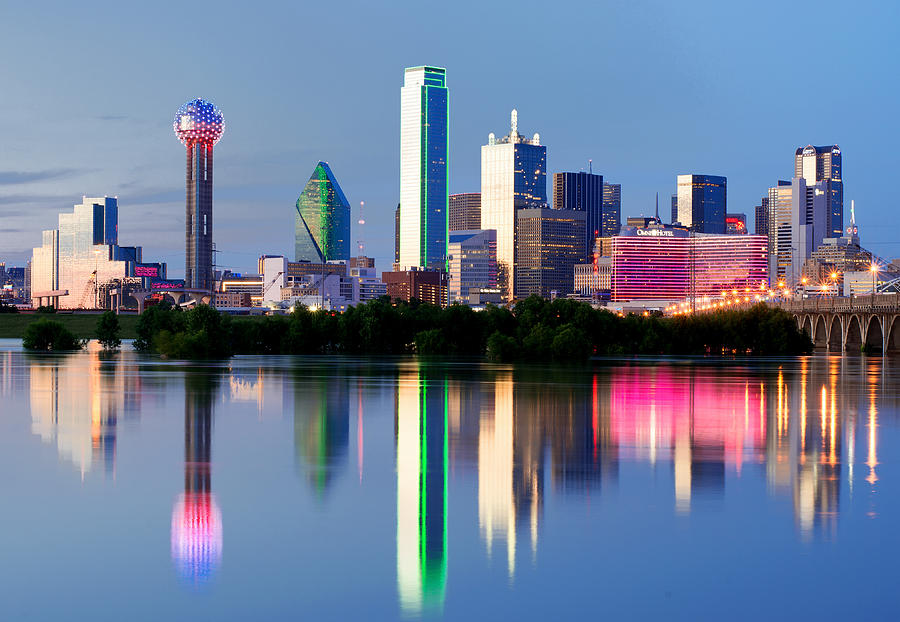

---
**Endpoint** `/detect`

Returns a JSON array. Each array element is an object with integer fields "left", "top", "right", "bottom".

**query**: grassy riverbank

[{"left": 0, "top": 313, "right": 142, "bottom": 339}]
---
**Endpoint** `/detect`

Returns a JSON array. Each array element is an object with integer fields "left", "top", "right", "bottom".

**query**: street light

[{"left": 870, "top": 263, "right": 879, "bottom": 298}]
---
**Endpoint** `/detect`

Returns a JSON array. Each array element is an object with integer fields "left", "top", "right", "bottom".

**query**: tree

[
  {"left": 23, "top": 319, "right": 83, "bottom": 351},
  {"left": 96, "top": 311, "right": 121, "bottom": 351}
]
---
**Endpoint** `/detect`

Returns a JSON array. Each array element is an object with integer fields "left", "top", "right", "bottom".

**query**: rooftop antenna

[
  {"left": 850, "top": 199, "right": 856, "bottom": 227},
  {"left": 511, "top": 109, "right": 518, "bottom": 137},
  {"left": 589, "top": 159, "right": 593, "bottom": 175},
  {"left": 357, "top": 201, "right": 366, "bottom": 257}
]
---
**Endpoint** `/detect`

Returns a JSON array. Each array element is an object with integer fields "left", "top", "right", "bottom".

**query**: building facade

[
  {"left": 675, "top": 174, "right": 726, "bottom": 234},
  {"left": 754, "top": 198, "right": 769, "bottom": 236},
  {"left": 553, "top": 172, "right": 610, "bottom": 261},
  {"left": 174, "top": 98, "right": 224, "bottom": 291},
  {"left": 515, "top": 208, "right": 585, "bottom": 299},
  {"left": 481, "top": 110, "right": 547, "bottom": 300},
  {"left": 295, "top": 161, "right": 351, "bottom": 263},
  {"left": 30, "top": 197, "right": 154, "bottom": 309},
  {"left": 766, "top": 178, "right": 829, "bottom": 284},
  {"left": 382, "top": 269, "right": 447, "bottom": 306},
  {"left": 573, "top": 257, "right": 612, "bottom": 295},
  {"left": 795, "top": 145, "right": 842, "bottom": 238},
  {"left": 609, "top": 226, "right": 768, "bottom": 301},
  {"left": 400, "top": 66, "right": 449, "bottom": 271},
  {"left": 725, "top": 213, "right": 747, "bottom": 234},
  {"left": 603, "top": 183, "right": 622, "bottom": 237},
  {"left": 449, "top": 193, "right": 481, "bottom": 232},
  {"left": 448, "top": 229, "right": 497, "bottom": 304}
]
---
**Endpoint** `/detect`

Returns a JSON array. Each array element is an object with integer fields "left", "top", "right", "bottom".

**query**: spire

[
  {"left": 655, "top": 193, "right": 660, "bottom": 222},
  {"left": 589, "top": 159, "right": 593, "bottom": 175}
]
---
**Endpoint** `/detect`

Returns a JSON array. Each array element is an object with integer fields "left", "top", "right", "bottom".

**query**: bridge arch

[
  {"left": 865, "top": 315, "right": 884, "bottom": 353},
  {"left": 827, "top": 315, "right": 842, "bottom": 351},
  {"left": 887, "top": 316, "right": 900, "bottom": 353},
  {"left": 845, "top": 315, "right": 863, "bottom": 353},
  {"left": 800, "top": 315, "right": 813, "bottom": 340},
  {"left": 813, "top": 315, "right": 828, "bottom": 349}
]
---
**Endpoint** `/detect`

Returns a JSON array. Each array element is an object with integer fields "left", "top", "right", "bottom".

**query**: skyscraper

[
  {"left": 554, "top": 172, "right": 605, "bottom": 261},
  {"left": 795, "top": 145, "right": 842, "bottom": 238},
  {"left": 602, "top": 183, "right": 622, "bottom": 236},
  {"left": 670, "top": 194, "right": 678, "bottom": 224},
  {"left": 481, "top": 110, "right": 547, "bottom": 300},
  {"left": 295, "top": 161, "right": 351, "bottom": 263},
  {"left": 174, "top": 98, "right": 225, "bottom": 291},
  {"left": 399, "top": 66, "right": 449, "bottom": 271},
  {"left": 449, "top": 193, "right": 481, "bottom": 231},
  {"left": 676, "top": 174, "right": 726, "bottom": 234},
  {"left": 754, "top": 197, "right": 769, "bottom": 236},
  {"left": 766, "top": 177, "right": 829, "bottom": 283}
]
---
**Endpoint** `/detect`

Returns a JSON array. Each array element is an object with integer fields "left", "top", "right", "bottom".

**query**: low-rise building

[{"left": 382, "top": 269, "right": 447, "bottom": 306}]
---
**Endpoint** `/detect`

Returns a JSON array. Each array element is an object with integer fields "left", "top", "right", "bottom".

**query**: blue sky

[{"left": 1, "top": 0, "right": 898, "bottom": 275}]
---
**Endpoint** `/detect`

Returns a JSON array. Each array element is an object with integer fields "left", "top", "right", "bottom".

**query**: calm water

[{"left": 1, "top": 339, "right": 898, "bottom": 620}]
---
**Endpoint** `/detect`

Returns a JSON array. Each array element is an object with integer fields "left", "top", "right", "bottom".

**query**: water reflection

[
  {"left": 27, "top": 347, "right": 142, "bottom": 477},
  {"left": 171, "top": 369, "right": 223, "bottom": 585},
  {"left": 396, "top": 363, "right": 448, "bottom": 615},
  {"left": 10, "top": 346, "right": 900, "bottom": 615},
  {"left": 293, "top": 372, "right": 350, "bottom": 496}
]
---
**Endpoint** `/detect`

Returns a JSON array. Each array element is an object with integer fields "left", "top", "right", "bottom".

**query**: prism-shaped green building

[{"left": 296, "top": 162, "right": 351, "bottom": 262}]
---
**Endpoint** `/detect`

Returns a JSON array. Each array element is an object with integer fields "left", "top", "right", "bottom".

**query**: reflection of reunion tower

[
  {"left": 173, "top": 99, "right": 225, "bottom": 291},
  {"left": 171, "top": 373, "right": 222, "bottom": 584}
]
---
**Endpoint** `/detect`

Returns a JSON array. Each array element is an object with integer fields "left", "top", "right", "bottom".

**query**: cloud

[
  {"left": 0, "top": 169, "right": 83, "bottom": 185},
  {"left": 0, "top": 193, "right": 71, "bottom": 206}
]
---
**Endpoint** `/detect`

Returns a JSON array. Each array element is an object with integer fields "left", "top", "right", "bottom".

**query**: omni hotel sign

[
  {"left": 621, "top": 226, "right": 689, "bottom": 238},
  {"left": 636, "top": 228, "right": 675, "bottom": 237}
]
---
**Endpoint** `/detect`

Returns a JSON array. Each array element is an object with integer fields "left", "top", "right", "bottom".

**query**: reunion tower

[{"left": 173, "top": 98, "right": 224, "bottom": 291}]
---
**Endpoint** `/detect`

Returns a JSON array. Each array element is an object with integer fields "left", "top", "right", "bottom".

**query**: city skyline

[{"left": 1, "top": 2, "right": 897, "bottom": 276}]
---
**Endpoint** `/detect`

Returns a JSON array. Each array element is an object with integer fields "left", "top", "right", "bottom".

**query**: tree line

[{"left": 126, "top": 296, "right": 812, "bottom": 360}]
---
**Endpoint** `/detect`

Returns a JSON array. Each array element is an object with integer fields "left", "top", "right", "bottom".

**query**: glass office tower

[
  {"left": 795, "top": 145, "right": 843, "bottom": 238},
  {"left": 676, "top": 174, "right": 727, "bottom": 234},
  {"left": 481, "top": 110, "right": 547, "bottom": 300},
  {"left": 554, "top": 172, "right": 602, "bottom": 261},
  {"left": 399, "top": 66, "right": 449, "bottom": 271},
  {"left": 295, "top": 161, "right": 351, "bottom": 263}
]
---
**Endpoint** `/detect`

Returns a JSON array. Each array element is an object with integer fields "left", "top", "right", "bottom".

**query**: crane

[
  {"left": 262, "top": 271, "right": 284, "bottom": 300},
  {"left": 78, "top": 270, "right": 98, "bottom": 309}
]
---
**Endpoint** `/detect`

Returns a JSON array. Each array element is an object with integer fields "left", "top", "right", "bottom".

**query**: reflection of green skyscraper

[
  {"left": 294, "top": 374, "right": 350, "bottom": 498},
  {"left": 295, "top": 161, "right": 351, "bottom": 262},
  {"left": 397, "top": 366, "right": 448, "bottom": 615}
]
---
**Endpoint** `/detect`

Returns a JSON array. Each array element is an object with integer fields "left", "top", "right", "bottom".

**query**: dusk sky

[{"left": 1, "top": 0, "right": 898, "bottom": 275}]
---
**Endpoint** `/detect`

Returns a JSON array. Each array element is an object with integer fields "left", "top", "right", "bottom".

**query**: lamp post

[{"left": 870, "top": 263, "right": 879, "bottom": 305}]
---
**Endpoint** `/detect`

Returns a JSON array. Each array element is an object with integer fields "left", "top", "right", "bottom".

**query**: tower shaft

[{"left": 185, "top": 143, "right": 214, "bottom": 290}]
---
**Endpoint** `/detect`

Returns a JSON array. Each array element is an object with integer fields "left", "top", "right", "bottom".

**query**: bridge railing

[{"left": 768, "top": 293, "right": 900, "bottom": 314}]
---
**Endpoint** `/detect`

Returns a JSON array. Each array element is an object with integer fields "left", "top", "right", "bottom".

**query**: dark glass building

[
  {"left": 553, "top": 172, "right": 607, "bottom": 261},
  {"left": 754, "top": 197, "right": 769, "bottom": 236},
  {"left": 295, "top": 161, "right": 351, "bottom": 263},
  {"left": 675, "top": 174, "right": 726, "bottom": 234}
]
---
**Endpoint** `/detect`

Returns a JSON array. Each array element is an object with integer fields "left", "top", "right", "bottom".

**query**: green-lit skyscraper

[{"left": 295, "top": 161, "right": 351, "bottom": 262}]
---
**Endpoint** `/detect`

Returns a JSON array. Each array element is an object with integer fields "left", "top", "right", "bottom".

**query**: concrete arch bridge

[{"left": 771, "top": 295, "right": 900, "bottom": 353}]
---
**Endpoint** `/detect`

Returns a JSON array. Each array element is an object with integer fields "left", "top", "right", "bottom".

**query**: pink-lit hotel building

[{"left": 610, "top": 226, "right": 768, "bottom": 301}]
